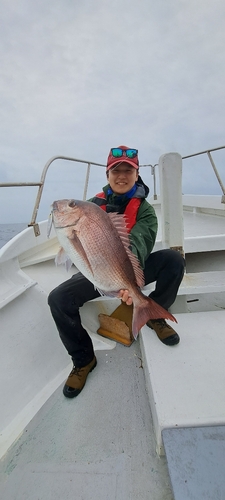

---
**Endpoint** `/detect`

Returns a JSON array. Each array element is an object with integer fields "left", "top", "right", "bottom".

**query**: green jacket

[{"left": 89, "top": 176, "right": 158, "bottom": 269}]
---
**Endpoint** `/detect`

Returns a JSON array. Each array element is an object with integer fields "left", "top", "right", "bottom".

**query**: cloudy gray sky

[{"left": 1, "top": 0, "right": 225, "bottom": 222}]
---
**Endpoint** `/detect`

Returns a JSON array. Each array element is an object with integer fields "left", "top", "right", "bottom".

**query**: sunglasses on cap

[{"left": 111, "top": 148, "right": 138, "bottom": 159}]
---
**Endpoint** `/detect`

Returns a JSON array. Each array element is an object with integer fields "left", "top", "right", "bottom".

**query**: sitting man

[{"left": 48, "top": 145, "right": 185, "bottom": 398}]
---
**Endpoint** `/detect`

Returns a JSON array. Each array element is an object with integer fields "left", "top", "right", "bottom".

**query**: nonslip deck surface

[
  {"left": 162, "top": 425, "right": 225, "bottom": 500},
  {"left": 0, "top": 342, "right": 173, "bottom": 500}
]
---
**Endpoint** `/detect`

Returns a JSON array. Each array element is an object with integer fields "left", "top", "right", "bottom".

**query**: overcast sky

[{"left": 0, "top": 0, "right": 225, "bottom": 222}]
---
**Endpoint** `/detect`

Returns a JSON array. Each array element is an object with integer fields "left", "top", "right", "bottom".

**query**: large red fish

[{"left": 51, "top": 199, "right": 176, "bottom": 339}]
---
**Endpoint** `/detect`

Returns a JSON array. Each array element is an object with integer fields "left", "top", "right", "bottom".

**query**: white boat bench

[
  {"left": 140, "top": 308, "right": 225, "bottom": 496},
  {"left": 0, "top": 260, "right": 37, "bottom": 309},
  {"left": 1, "top": 267, "right": 225, "bottom": 311},
  {"left": 144, "top": 270, "right": 225, "bottom": 296}
]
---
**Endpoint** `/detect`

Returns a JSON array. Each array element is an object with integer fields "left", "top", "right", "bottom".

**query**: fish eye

[{"left": 68, "top": 200, "right": 76, "bottom": 208}]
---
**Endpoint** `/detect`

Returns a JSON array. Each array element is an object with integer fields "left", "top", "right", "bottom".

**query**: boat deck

[
  {"left": 154, "top": 203, "right": 225, "bottom": 254},
  {"left": 162, "top": 425, "right": 225, "bottom": 500},
  {"left": 0, "top": 341, "right": 174, "bottom": 500},
  {"left": 0, "top": 200, "right": 225, "bottom": 499}
]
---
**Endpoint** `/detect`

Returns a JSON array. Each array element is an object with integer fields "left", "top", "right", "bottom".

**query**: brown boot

[
  {"left": 146, "top": 319, "right": 180, "bottom": 346},
  {"left": 63, "top": 356, "right": 97, "bottom": 398}
]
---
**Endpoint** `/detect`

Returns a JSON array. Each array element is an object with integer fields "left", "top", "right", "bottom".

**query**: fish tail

[{"left": 132, "top": 296, "right": 177, "bottom": 340}]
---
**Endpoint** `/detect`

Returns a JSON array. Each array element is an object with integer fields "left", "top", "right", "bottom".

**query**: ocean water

[{"left": 0, "top": 223, "right": 27, "bottom": 249}]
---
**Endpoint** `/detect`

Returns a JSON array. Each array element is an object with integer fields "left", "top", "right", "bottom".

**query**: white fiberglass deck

[
  {"left": 141, "top": 310, "right": 225, "bottom": 455},
  {"left": 0, "top": 189, "right": 225, "bottom": 498},
  {"left": 154, "top": 198, "right": 225, "bottom": 253},
  {"left": 0, "top": 341, "right": 174, "bottom": 500}
]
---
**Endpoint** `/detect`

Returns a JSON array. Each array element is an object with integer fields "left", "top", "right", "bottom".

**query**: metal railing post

[
  {"left": 83, "top": 163, "right": 91, "bottom": 201},
  {"left": 28, "top": 156, "right": 105, "bottom": 232},
  {"left": 151, "top": 164, "right": 158, "bottom": 200},
  {"left": 183, "top": 145, "right": 225, "bottom": 204},
  {"left": 207, "top": 151, "right": 225, "bottom": 203}
]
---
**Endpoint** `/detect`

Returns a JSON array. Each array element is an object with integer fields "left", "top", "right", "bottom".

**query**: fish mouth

[
  {"left": 52, "top": 201, "right": 59, "bottom": 211},
  {"left": 50, "top": 199, "right": 80, "bottom": 230}
]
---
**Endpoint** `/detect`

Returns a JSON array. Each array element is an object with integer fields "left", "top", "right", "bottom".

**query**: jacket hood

[{"left": 135, "top": 175, "right": 149, "bottom": 199}]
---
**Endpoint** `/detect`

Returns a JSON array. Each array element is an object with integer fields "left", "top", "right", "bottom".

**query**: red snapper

[{"left": 51, "top": 199, "right": 176, "bottom": 339}]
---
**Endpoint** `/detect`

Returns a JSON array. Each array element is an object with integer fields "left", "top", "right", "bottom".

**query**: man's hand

[{"left": 118, "top": 290, "right": 133, "bottom": 306}]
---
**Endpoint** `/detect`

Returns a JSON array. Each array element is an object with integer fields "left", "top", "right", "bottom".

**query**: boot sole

[{"left": 63, "top": 358, "right": 97, "bottom": 399}]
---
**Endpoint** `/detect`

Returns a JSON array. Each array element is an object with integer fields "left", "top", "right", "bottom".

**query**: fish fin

[
  {"left": 55, "top": 247, "right": 73, "bottom": 271},
  {"left": 124, "top": 247, "right": 144, "bottom": 288},
  {"left": 108, "top": 213, "right": 144, "bottom": 288},
  {"left": 68, "top": 229, "right": 94, "bottom": 275},
  {"left": 132, "top": 296, "right": 177, "bottom": 340}
]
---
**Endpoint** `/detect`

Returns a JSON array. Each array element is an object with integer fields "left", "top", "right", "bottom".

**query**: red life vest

[{"left": 93, "top": 192, "right": 141, "bottom": 232}]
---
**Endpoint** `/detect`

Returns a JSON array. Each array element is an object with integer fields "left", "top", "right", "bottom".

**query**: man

[{"left": 48, "top": 146, "right": 185, "bottom": 398}]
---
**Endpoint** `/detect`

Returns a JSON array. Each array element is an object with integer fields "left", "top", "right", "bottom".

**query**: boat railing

[
  {"left": 0, "top": 156, "right": 105, "bottom": 236},
  {"left": 151, "top": 145, "right": 225, "bottom": 203},
  {"left": 0, "top": 146, "right": 224, "bottom": 236},
  {"left": 0, "top": 155, "right": 154, "bottom": 236},
  {"left": 182, "top": 145, "right": 225, "bottom": 203}
]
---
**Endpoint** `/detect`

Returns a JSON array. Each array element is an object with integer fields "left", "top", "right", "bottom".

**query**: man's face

[{"left": 107, "top": 162, "right": 138, "bottom": 195}]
